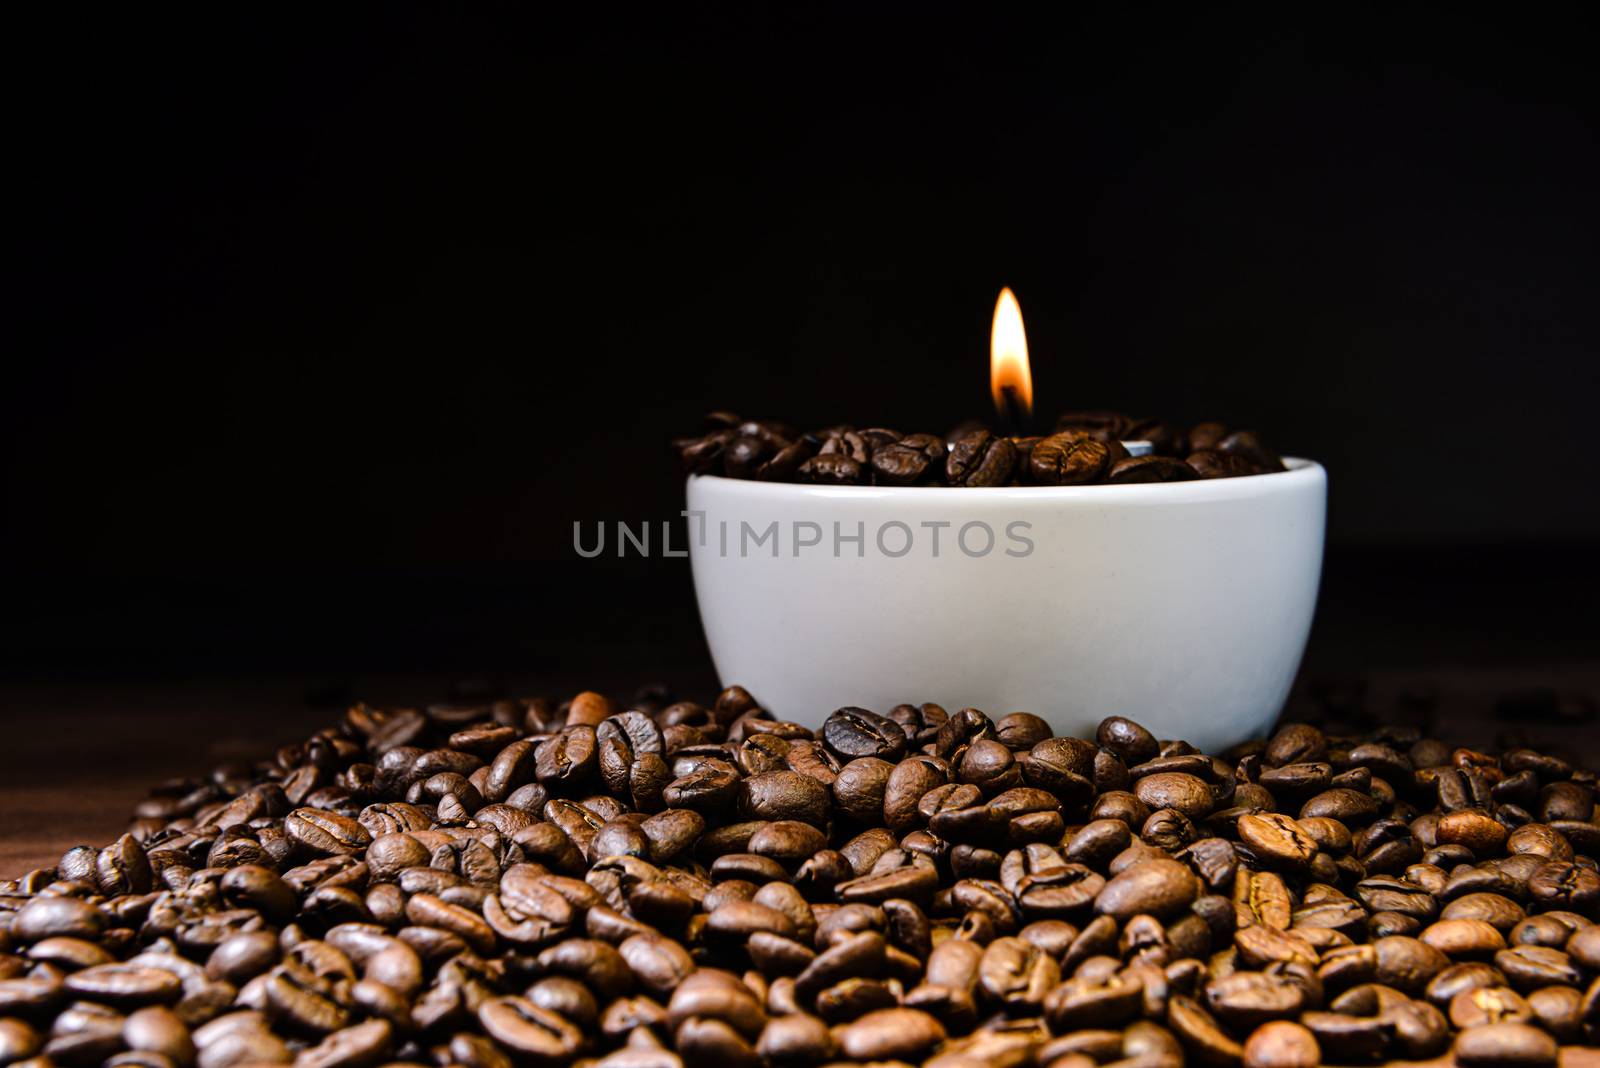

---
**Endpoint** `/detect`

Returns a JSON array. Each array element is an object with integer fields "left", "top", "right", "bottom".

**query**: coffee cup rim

[{"left": 689, "top": 456, "right": 1323, "bottom": 503}]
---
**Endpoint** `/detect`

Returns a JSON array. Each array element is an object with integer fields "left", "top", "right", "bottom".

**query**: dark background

[{"left": 4, "top": 3, "right": 1598, "bottom": 687}]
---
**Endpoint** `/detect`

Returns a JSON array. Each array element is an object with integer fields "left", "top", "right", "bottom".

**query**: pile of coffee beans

[
  {"left": 4, "top": 686, "right": 1598, "bottom": 1068},
  {"left": 674, "top": 412, "right": 1287, "bottom": 486}
]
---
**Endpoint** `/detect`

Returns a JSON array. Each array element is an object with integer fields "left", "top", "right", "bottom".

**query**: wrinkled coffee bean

[
  {"left": 946, "top": 429, "right": 1018, "bottom": 487},
  {"left": 1030, "top": 431, "right": 1114, "bottom": 485},
  {"left": 822, "top": 707, "right": 907, "bottom": 762}
]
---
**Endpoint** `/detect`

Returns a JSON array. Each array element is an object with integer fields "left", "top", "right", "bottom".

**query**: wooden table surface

[
  {"left": 0, "top": 668, "right": 721, "bottom": 875},
  {"left": 1, "top": 677, "right": 336, "bottom": 876}
]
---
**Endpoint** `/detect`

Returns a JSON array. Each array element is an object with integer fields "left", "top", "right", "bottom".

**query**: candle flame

[{"left": 990, "top": 286, "right": 1033, "bottom": 421}]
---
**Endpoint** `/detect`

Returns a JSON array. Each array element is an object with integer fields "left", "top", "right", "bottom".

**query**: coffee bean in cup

[{"left": 676, "top": 411, "right": 1289, "bottom": 486}]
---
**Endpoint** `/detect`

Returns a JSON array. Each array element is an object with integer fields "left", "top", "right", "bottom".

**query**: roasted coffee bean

[
  {"left": 1142, "top": 806, "right": 1197, "bottom": 851},
  {"left": 1266, "top": 723, "right": 1328, "bottom": 766},
  {"left": 706, "top": 899, "right": 796, "bottom": 940},
  {"left": 1438, "top": 808, "right": 1510, "bottom": 854},
  {"left": 1107, "top": 455, "right": 1199, "bottom": 483},
  {"left": 1527, "top": 984, "right": 1584, "bottom": 1041},
  {"left": 265, "top": 966, "right": 349, "bottom": 1034},
  {"left": 0, "top": 1018, "right": 42, "bottom": 1063},
  {"left": 1237, "top": 924, "right": 1319, "bottom": 969},
  {"left": 1205, "top": 969, "right": 1307, "bottom": 1028},
  {"left": 478, "top": 996, "right": 584, "bottom": 1061},
  {"left": 1095, "top": 858, "right": 1199, "bottom": 920},
  {"left": 618, "top": 933, "right": 695, "bottom": 998},
  {"left": 11, "top": 896, "right": 106, "bottom": 943},
  {"left": 1187, "top": 448, "right": 1259, "bottom": 479},
  {"left": 284, "top": 809, "right": 371, "bottom": 855},
  {"left": 976, "top": 936, "right": 1059, "bottom": 1012},
  {"left": 205, "top": 930, "right": 282, "bottom": 984},
  {"left": 48, "top": 998, "right": 126, "bottom": 1042},
  {"left": 29, "top": 934, "right": 115, "bottom": 970},
  {"left": 1365, "top": 935, "right": 1451, "bottom": 993},
  {"left": 985, "top": 713, "right": 1049, "bottom": 754},
  {"left": 1258, "top": 762, "right": 1331, "bottom": 799},
  {"left": 1121, "top": 417, "right": 1187, "bottom": 456},
  {"left": 756, "top": 1011, "right": 835, "bottom": 1064},
  {"left": 1045, "top": 972, "right": 1143, "bottom": 1031},
  {"left": 1293, "top": 891, "right": 1366, "bottom": 932},
  {"left": 1452, "top": 1021, "right": 1558, "bottom": 1067},
  {"left": 822, "top": 707, "right": 907, "bottom": 762},
  {"left": 723, "top": 434, "right": 776, "bottom": 479},
  {"left": 1528, "top": 859, "right": 1600, "bottom": 908},
  {"left": 1216, "top": 429, "right": 1285, "bottom": 471},
  {"left": 1134, "top": 773, "right": 1214, "bottom": 820},
  {"left": 694, "top": 413, "right": 1286, "bottom": 487},
  {"left": 535, "top": 727, "right": 599, "bottom": 787},
  {"left": 747, "top": 819, "right": 826, "bottom": 865},
  {"left": 1385, "top": 996, "right": 1452, "bottom": 1059},
  {"left": 835, "top": 1007, "right": 945, "bottom": 1061},
  {"left": 1426, "top": 961, "right": 1507, "bottom": 1007},
  {"left": 1236, "top": 869, "right": 1293, "bottom": 929},
  {"left": 97, "top": 833, "right": 153, "bottom": 894},
  {"left": 1096, "top": 717, "right": 1158, "bottom": 765},
  {"left": 405, "top": 892, "right": 496, "bottom": 955},
  {"left": 1056, "top": 411, "right": 1130, "bottom": 440},
  {"left": 958, "top": 739, "right": 1020, "bottom": 795},
  {"left": 1087, "top": 791, "right": 1149, "bottom": 830},
  {"left": 797, "top": 452, "right": 861, "bottom": 484},
  {"left": 666, "top": 968, "right": 765, "bottom": 1038},
  {"left": 1168, "top": 993, "right": 1244, "bottom": 1063},
  {"left": 1353, "top": 877, "right": 1436, "bottom": 923},
  {"left": 639, "top": 808, "right": 705, "bottom": 861},
  {"left": 1566, "top": 922, "right": 1600, "bottom": 968},
  {"left": 296, "top": 1018, "right": 392, "bottom": 1068},
  {"left": 1508, "top": 823, "right": 1576, "bottom": 860},
  {"left": 538, "top": 938, "right": 632, "bottom": 999},
  {"left": 63, "top": 964, "right": 183, "bottom": 1006},
  {"left": 1300, "top": 788, "right": 1379, "bottom": 824},
  {"left": 946, "top": 429, "right": 1018, "bottom": 487},
  {"left": 19, "top": 687, "right": 1600, "bottom": 1068},
  {"left": 661, "top": 761, "right": 740, "bottom": 812},
  {"left": 1508, "top": 913, "right": 1583, "bottom": 951},
  {"left": 1238, "top": 812, "right": 1317, "bottom": 867},
  {"left": 1421, "top": 918, "right": 1506, "bottom": 959},
  {"left": 738, "top": 771, "right": 831, "bottom": 827},
  {"left": 1242, "top": 1019, "right": 1320, "bottom": 1068},
  {"left": 1067, "top": 818, "right": 1132, "bottom": 867},
  {"left": 1443, "top": 893, "right": 1526, "bottom": 931},
  {"left": 1494, "top": 945, "right": 1582, "bottom": 989},
  {"left": 1539, "top": 782, "right": 1594, "bottom": 822},
  {"left": 1029, "top": 431, "right": 1113, "bottom": 485},
  {"left": 1450, "top": 985, "right": 1533, "bottom": 1029},
  {"left": 879, "top": 755, "right": 948, "bottom": 831},
  {"left": 1426, "top": 856, "right": 1490, "bottom": 894},
  {"left": 1021, "top": 743, "right": 1096, "bottom": 808},
  {"left": 1299, "top": 1010, "right": 1391, "bottom": 1061},
  {"left": 870, "top": 433, "right": 945, "bottom": 486}
]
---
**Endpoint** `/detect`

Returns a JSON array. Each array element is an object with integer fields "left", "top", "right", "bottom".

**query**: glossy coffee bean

[{"left": 1242, "top": 1019, "right": 1320, "bottom": 1068}]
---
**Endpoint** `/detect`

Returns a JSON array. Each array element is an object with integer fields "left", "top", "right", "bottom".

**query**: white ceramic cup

[{"left": 687, "top": 459, "right": 1326, "bottom": 752}]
